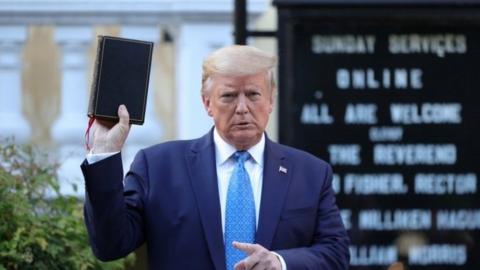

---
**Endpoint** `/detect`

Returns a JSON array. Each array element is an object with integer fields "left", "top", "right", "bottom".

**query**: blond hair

[{"left": 201, "top": 45, "right": 277, "bottom": 94}]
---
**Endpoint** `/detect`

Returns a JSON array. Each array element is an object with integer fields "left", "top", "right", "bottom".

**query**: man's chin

[{"left": 228, "top": 131, "right": 261, "bottom": 149}]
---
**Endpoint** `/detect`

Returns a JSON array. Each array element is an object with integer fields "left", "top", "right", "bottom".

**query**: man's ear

[
  {"left": 202, "top": 94, "right": 213, "bottom": 117},
  {"left": 270, "top": 87, "right": 277, "bottom": 104},
  {"left": 268, "top": 87, "right": 277, "bottom": 113}
]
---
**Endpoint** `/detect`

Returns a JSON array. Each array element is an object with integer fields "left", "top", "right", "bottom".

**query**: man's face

[{"left": 202, "top": 72, "right": 274, "bottom": 150}]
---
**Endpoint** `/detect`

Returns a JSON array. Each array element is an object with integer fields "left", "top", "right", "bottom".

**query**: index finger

[
  {"left": 95, "top": 118, "right": 116, "bottom": 129},
  {"left": 232, "top": 241, "right": 258, "bottom": 255}
]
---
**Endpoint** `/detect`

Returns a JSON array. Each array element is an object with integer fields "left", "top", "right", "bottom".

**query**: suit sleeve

[
  {"left": 275, "top": 164, "right": 350, "bottom": 270},
  {"left": 81, "top": 150, "right": 149, "bottom": 261}
]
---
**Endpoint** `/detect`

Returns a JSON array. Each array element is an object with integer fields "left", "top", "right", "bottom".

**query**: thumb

[{"left": 118, "top": 104, "right": 130, "bottom": 126}]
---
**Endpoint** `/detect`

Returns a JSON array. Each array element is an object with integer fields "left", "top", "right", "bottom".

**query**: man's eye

[
  {"left": 220, "top": 93, "right": 236, "bottom": 102},
  {"left": 221, "top": 93, "right": 234, "bottom": 98},
  {"left": 247, "top": 92, "right": 261, "bottom": 98}
]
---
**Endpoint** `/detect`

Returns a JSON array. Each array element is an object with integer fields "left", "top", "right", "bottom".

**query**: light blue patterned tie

[{"left": 225, "top": 151, "right": 256, "bottom": 270}]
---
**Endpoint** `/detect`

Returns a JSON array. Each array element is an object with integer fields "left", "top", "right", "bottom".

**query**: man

[{"left": 81, "top": 45, "right": 350, "bottom": 270}]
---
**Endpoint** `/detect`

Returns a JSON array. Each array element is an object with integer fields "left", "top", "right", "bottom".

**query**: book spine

[{"left": 87, "top": 35, "right": 104, "bottom": 118}]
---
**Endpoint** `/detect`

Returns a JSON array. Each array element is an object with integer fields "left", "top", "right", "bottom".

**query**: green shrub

[{"left": 0, "top": 140, "right": 135, "bottom": 270}]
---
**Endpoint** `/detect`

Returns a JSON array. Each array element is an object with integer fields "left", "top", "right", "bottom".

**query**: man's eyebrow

[
  {"left": 219, "top": 87, "right": 236, "bottom": 92},
  {"left": 245, "top": 85, "right": 261, "bottom": 91}
]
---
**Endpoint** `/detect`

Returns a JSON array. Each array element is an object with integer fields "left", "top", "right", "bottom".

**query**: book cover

[{"left": 88, "top": 35, "right": 154, "bottom": 125}]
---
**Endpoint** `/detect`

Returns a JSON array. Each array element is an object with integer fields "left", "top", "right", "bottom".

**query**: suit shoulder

[
  {"left": 140, "top": 139, "right": 195, "bottom": 158},
  {"left": 273, "top": 142, "right": 331, "bottom": 168}
]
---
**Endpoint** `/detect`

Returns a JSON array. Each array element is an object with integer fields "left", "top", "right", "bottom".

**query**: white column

[
  {"left": 175, "top": 23, "right": 232, "bottom": 140},
  {"left": 52, "top": 26, "right": 92, "bottom": 197},
  {"left": 52, "top": 26, "right": 92, "bottom": 144},
  {"left": 0, "top": 26, "right": 30, "bottom": 142}
]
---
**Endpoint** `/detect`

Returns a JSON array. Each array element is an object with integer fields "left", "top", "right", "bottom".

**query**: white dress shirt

[
  {"left": 213, "top": 129, "right": 287, "bottom": 270},
  {"left": 213, "top": 128, "right": 264, "bottom": 234}
]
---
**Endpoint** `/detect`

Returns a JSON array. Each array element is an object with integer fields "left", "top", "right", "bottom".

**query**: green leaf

[{"left": 35, "top": 237, "right": 48, "bottom": 250}]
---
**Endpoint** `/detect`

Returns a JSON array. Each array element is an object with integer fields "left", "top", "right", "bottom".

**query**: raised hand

[
  {"left": 233, "top": 242, "right": 282, "bottom": 270},
  {"left": 91, "top": 104, "right": 131, "bottom": 153}
]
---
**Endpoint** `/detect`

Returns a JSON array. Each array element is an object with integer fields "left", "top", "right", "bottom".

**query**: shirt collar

[{"left": 213, "top": 127, "right": 265, "bottom": 167}]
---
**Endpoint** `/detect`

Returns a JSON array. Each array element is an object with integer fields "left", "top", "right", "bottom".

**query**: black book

[{"left": 88, "top": 35, "right": 154, "bottom": 125}]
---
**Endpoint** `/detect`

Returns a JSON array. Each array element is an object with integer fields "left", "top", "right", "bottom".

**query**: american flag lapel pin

[{"left": 279, "top": 166, "right": 287, "bottom": 174}]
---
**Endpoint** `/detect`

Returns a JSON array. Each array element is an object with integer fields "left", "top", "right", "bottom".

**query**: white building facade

[{"left": 0, "top": 0, "right": 272, "bottom": 196}]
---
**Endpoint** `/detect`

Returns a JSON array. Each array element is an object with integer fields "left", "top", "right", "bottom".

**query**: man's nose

[{"left": 235, "top": 95, "right": 249, "bottom": 114}]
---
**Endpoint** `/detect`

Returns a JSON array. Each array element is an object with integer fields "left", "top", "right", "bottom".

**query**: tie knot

[{"left": 233, "top": 151, "right": 250, "bottom": 164}]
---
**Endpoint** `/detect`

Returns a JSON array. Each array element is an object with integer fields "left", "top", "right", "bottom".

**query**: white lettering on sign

[
  {"left": 437, "top": 209, "right": 480, "bottom": 230},
  {"left": 415, "top": 173, "right": 477, "bottom": 195},
  {"left": 300, "top": 103, "right": 334, "bottom": 124},
  {"left": 332, "top": 173, "right": 341, "bottom": 194},
  {"left": 311, "top": 35, "right": 376, "bottom": 54},
  {"left": 373, "top": 144, "right": 457, "bottom": 165},
  {"left": 390, "top": 103, "right": 462, "bottom": 124},
  {"left": 345, "top": 103, "right": 378, "bottom": 124},
  {"left": 337, "top": 68, "right": 423, "bottom": 90},
  {"left": 408, "top": 244, "right": 467, "bottom": 265},
  {"left": 389, "top": 34, "right": 467, "bottom": 58},
  {"left": 328, "top": 144, "right": 361, "bottom": 165},
  {"left": 344, "top": 173, "right": 408, "bottom": 195},
  {"left": 340, "top": 209, "right": 352, "bottom": 230},
  {"left": 359, "top": 209, "right": 431, "bottom": 230},
  {"left": 350, "top": 245, "right": 398, "bottom": 266},
  {"left": 369, "top": 126, "right": 403, "bottom": 142}
]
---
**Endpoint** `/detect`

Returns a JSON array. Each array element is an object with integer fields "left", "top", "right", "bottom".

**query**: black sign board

[{"left": 274, "top": 1, "right": 480, "bottom": 269}]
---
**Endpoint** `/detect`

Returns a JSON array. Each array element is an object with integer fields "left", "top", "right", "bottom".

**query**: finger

[
  {"left": 118, "top": 104, "right": 130, "bottom": 126},
  {"left": 234, "top": 261, "right": 246, "bottom": 270},
  {"left": 95, "top": 119, "right": 116, "bottom": 129},
  {"left": 233, "top": 243, "right": 262, "bottom": 270},
  {"left": 251, "top": 262, "right": 266, "bottom": 270},
  {"left": 233, "top": 242, "right": 258, "bottom": 256},
  {"left": 235, "top": 257, "right": 261, "bottom": 270},
  {"left": 235, "top": 244, "right": 280, "bottom": 270}
]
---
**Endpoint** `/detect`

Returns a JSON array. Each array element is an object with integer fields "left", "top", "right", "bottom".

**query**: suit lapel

[
  {"left": 255, "top": 138, "right": 292, "bottom": 249},
  {"left": 186, "top": 131, "right": 226, "bottom": 270}
]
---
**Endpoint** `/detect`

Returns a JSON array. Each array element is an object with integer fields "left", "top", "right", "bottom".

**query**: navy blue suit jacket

[{"left": 81, "top": 130, "right": 349, "bottom": 269}]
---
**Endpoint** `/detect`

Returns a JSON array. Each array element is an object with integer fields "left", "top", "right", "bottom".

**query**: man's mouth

[{"left": 234, "top": 122, "right": 252, "bottom": 128}]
